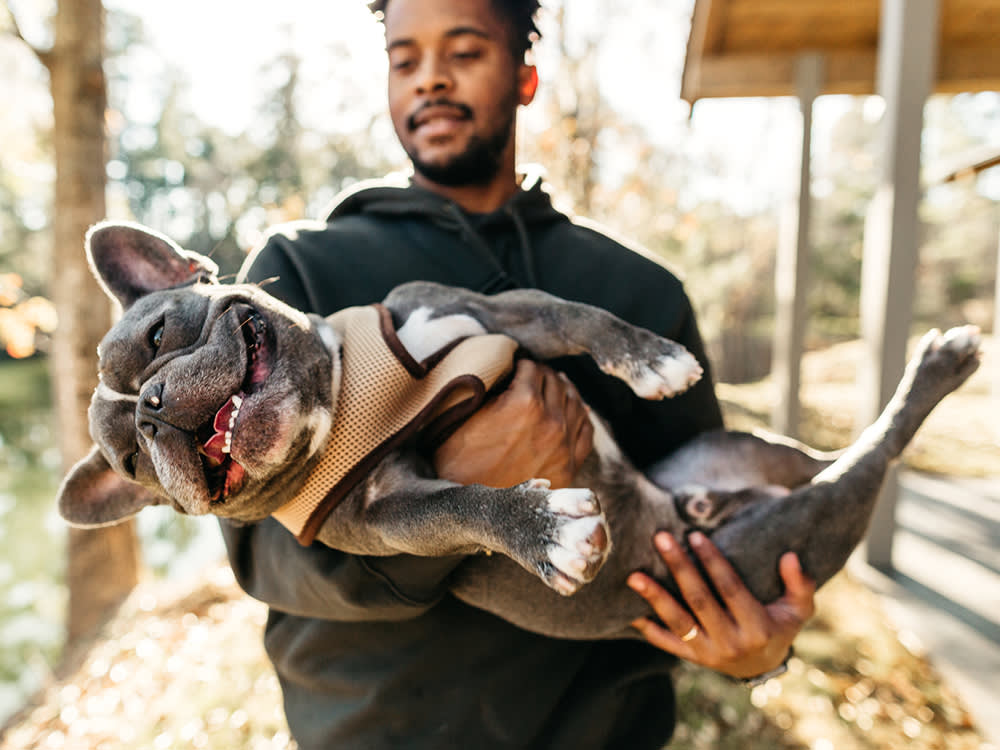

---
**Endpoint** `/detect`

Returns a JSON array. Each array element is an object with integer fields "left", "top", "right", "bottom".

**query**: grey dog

[{"left": 58, "top": 221, "right": 981, "bottom": 640}]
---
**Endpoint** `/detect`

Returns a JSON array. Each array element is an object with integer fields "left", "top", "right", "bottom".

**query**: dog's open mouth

[{"left": 196, "top": 307, "right": 272, "bottom": 504}]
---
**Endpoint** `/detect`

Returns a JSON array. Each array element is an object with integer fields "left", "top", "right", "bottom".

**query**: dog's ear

[
  {"left": 57, "top": 445, "right": 161, "bottom": 527},
  {"left": 86, "top": 221, "right": 219, "bottom": 309}
]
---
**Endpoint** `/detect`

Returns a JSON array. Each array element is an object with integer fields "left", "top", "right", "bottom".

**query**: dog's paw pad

[
  {"left": 604, "top": 350, "right": 703, "bottom": 401},
  {"left": 636, "top": 352, "right": 703, "bottom": 399},
  {"left": 546, "top": 487, "right": 599, "bottom": 517},
  {"left": 544, "top": 510, "right": 611, "bottom": 595},
  {"left": 915, "top": 324, "right": 982, "bottom": 382},
  {"left": 940, "top": 325, "right": 981, "bottom": 358}
]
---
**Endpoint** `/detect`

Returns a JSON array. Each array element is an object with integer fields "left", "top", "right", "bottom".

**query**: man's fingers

[
  {"left": 776, "top": 552, "right": 817, "bottom": 620},
  {"left": 573, "top": 415, "right": 594, "bottom": 467},
  {"left": 557, "top": 372, "right": 594, "bottom": 465},
  {"left": 627, "top": 573, "right": 699, "bottom": 656},
  {"left": 688, "top": 532, "right": 766, "bottom": 620},
  {"left": 653, "top": 532, "right": 733, "bottom": 633},
  {"left": 509, "top": 359, "right": 545, "bottom": 395}
]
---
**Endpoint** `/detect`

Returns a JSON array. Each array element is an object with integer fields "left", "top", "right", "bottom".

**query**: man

[{"left": 222, "top": 0, "right": 816, "bottom": 747}]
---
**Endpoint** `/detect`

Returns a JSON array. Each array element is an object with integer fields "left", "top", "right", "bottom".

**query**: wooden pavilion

[{"left": 681, "top": 0, "right": 1000, "bottom": 569}]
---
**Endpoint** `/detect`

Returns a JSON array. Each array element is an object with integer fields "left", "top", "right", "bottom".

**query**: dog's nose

[
  {"left": 141, "top": 383, "right": 164, "bottom": 411},
  {"left": 137, "top": 383, "right": 165, "bottom": 440}
]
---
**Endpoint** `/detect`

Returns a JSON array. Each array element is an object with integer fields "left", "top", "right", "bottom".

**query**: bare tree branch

[{"left": 2, "top": 0, "right": 54, "bottom": 69}]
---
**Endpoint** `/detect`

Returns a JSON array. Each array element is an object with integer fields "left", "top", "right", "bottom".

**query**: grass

[{"left": 0, "top": 357, "right": 51, "bottom": 412}]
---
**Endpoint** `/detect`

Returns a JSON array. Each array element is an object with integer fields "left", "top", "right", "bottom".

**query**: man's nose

[{"left": 415, "top": 57, "right": 452, "bottom": 95}]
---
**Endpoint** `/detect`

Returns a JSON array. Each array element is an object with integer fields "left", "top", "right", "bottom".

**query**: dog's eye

[
  {"left": 123, "top": 452, "right": 138, "bottom": 477},
  {"left": 149, "top": 322, "right": 164, "bottom": 352}
]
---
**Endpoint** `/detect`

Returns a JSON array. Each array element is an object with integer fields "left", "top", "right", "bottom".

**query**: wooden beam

[
  {"left": 681, "top": 0, "right": 730, "bottom": 102},
  {"left": 682, "top": 41, "right": 1000, "bottom": 102},
  {"left": 681, "top": 48, "right": 1000, "bottom": 103},
  {"left": 936, "top": 45, "right": 1000, "bottom": 92},
  {"left": 683, "top": 50, "right": 878, "bottom": 101}
]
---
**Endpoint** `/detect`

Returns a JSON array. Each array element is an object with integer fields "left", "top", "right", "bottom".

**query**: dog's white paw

[
  {"left": 910, "top": 324, "right": 982, "bottom": 392},
  {"left": 939, "top": 325, "right": 981, "bottom": 357},
  {"left": 605, "top": 350, "right": 703, "bottom": 401},
  {"left": 540, "top": 487, "right": 611, "bottom": 596}
]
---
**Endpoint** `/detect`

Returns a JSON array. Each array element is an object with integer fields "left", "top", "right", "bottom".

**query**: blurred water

[{"left": 0, "top": 358, "right": 225, "bottom": 726}]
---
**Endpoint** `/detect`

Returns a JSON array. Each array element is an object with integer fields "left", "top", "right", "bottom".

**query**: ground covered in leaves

[
  {"left": 0, "top": 565, "right": 988, "bottom": 750},
  {"left": 2, "top": 333, "right": 995, "bottom": 749}
]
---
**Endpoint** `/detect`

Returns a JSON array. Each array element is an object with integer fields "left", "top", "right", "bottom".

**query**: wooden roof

[{"left": 681, "top": 0, "right": 1000, "bottom": 102}]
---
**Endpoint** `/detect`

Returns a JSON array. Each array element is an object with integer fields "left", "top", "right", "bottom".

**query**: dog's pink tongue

[
  {"left": 201, "top": 433, "right": 227, "bottom": 467},
  {"left": 200, "top": 395, "right": 242, "bottom": 466}
]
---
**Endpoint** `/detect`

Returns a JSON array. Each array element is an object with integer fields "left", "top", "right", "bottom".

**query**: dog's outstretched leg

[
  {"left": 317, "top": 454, "right": 612, "bottom": 596},
  {"left": 384, "top": 281, "right": 703, "bottom": 399},
  {"left": 707, "top": 326, "right": 981, "bottom": 602}
]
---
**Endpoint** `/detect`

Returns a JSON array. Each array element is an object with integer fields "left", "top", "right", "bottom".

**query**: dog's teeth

[{"left": 228, "top": 396, "right": 241, "bottom": 429}]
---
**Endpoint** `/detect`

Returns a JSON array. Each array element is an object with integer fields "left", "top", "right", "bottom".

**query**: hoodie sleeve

[{"left": 221, "top": 230, "right": 466, "bottom": 621}]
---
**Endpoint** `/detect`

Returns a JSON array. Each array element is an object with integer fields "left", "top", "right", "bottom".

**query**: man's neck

[{"left": 411, "top": 172, "right": 522, "bottom": 215}]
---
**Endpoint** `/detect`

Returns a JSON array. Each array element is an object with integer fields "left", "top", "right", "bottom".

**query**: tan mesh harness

[{"left": 272, "top": 303, "right": 519, "bottom": 545}]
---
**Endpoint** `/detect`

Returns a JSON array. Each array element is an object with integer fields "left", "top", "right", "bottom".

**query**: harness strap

[{"left": 272, "top": 303, "right": 518, "bottom": 545}]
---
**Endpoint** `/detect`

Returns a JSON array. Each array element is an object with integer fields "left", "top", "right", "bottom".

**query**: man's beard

[{"left": 407, "top": 102, "right": 516, "bottom": 188}]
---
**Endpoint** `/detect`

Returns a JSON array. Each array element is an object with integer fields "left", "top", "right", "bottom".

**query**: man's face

[{"left": 383, "top": 0, "right": 534, "bottom": 187}]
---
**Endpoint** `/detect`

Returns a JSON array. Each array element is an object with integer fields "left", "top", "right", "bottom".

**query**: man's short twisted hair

[{"left": 369, "top": 0, "right": 542, "bottom": 61}]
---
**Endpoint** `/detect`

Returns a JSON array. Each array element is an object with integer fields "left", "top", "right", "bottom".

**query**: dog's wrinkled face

[{"left": 58, "top": 223, "right": 339, "bottom": 527}]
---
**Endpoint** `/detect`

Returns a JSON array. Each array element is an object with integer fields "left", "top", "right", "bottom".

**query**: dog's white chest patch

[{"left": 396, "top": 307, "right": 488, "bottom": 361}]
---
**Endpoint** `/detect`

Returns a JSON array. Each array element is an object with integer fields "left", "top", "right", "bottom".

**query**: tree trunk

[{"left": 46, "top": 0, "right": 141, "bottom": 644}]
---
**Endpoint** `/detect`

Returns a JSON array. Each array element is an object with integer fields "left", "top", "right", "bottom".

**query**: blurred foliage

[
  {"left": 0, "top": 273, "right": 56, "bottom": 358},
  {"left": 2, "top": 1, "right": 999, "bottom": 376},
  {"left": 101, "top": 14, "right": 394, "bottom": 281}
]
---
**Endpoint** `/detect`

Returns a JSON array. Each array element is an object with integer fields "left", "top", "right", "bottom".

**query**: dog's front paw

[
  {"left": 524, "top": 480, "right": 611, "bottom": 596},
  {"left": 600, "top": 341, "right": 703, "bottom": 400}
]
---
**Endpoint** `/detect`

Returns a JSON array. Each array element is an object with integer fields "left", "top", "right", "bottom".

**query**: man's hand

[
  {"left": 627, "top": 531, "right": 815, "bottom": 679},
  {"left": 433, "top": 360, "right": 594, "bottom": 489}
]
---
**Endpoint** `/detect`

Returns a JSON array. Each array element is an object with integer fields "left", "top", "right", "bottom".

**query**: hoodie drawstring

[
  {"left": 505, "top": 205, "right": 539, "bottom": 288},
  {"left": 441, "top": 203, "right": 522, "bottom": 293}
]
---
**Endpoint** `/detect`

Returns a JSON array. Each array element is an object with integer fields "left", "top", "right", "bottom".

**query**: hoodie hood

[
  {"left": 324, "top": 168, "right": 566, "bottom": 289},
  {"left": 325, "top": 167, "right": 560, "bottom": 224}
]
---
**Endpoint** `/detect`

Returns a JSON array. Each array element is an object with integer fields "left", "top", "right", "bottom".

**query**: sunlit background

[{"left": 1, "top": 0, "right": 998, "bottom": 744}]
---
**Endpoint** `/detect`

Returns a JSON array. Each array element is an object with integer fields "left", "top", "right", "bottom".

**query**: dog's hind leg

[
  {"left": 647, "top": 429, "right": 840, "bottom": 494},
  {"left": 705, "top": 326, "right": 981, "bottom": 603}
]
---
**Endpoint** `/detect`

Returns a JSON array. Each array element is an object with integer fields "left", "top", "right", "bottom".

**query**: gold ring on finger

[{"left": 680, "top": 625, "right": 699, "bottom": 642}]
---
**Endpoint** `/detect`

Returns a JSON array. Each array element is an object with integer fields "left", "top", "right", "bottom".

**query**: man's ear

[
  {"left": 518, "top": 64, "right": 539, "bottom": 105},
  {"left": 57, "top": 445, "right": 161, "bottom": 527},
  {"left": 85, "top": 221, "right": 219, "bottom": 310}
]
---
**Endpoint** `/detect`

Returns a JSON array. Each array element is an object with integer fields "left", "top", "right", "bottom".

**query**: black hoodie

[{"left": 222, "top": 174, "right": 724, "bottom": 750}]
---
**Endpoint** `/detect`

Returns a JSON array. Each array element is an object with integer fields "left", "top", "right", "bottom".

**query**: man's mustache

[{"left": 407, "top": 100, "right": 473, "bottom": 132}]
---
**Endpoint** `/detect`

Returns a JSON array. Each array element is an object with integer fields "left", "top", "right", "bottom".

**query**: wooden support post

[
  {"left": 994, "top": 221, "right": 1000, "bottom": 399},
  {"left": 772, "top": 53, "right": 823, "bottom": 438},
  {"left": 858, "top": 0, "right": 939, "bottom": 570},
  {"left": 993, "top": 220, "right": 1000, "bottom": 441}
]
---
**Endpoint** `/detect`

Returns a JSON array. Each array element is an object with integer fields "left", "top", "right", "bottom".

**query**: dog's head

[{"left": 57, "top": 222, "right": 339, "bottom": 527}]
